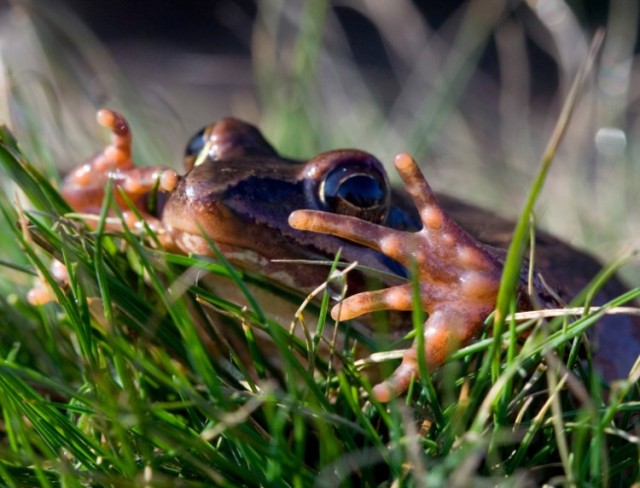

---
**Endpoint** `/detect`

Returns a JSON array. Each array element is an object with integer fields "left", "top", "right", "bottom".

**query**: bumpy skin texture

[{"left": 50, "top": 109, "right": 640, "bottom": 402}]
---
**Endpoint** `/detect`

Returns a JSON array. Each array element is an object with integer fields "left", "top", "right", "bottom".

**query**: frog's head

[{"left": 161, "top": 118, "right": 418, "bottom": 291}]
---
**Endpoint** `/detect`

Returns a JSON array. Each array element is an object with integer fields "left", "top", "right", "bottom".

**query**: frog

[{"left": 47, "top": 108, "right": 640, "bottom": 402}]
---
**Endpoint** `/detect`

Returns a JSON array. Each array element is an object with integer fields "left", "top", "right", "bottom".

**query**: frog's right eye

[
  {"left": 184, "top": 126, "right": 211, "bottom": 171},
  {"left": 306, "top": 150, "right": 391, "bottom": 224},
  {"left": 321, "top": 163, "right": 389, "bottom": 223}
]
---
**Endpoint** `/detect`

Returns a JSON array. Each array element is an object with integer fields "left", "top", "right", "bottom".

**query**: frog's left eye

[
  {"left": 184, "top": 126, "right": 210, "bottom": 171},
  {"left": 320, "top": 159, "right": 390, "bottom": 223}
]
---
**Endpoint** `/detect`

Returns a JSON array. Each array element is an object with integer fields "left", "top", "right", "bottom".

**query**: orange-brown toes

[
  {"left": 51, "top": 259, "right": 69, "bottom": 282},
  {"left": 372, "top": 383, "right": 394, "bottom": 403},
  {"left": 372, "top": 349, "right": 419, "bottom": 402},
  {"left": 330, "top": 285, "right": 413, "bottom": 321},
  {"left": 27, "top": 284, "right": 54, "bottom": 306},
  {"left": 121, "top": 176, "right": 146, "bottom": 195},
  {"left": 122, "top": 211, "right": 142, "bottom": 230},
  {"left": 289, "top": 210, "right": 391, "bottom": 253},
  {"left": 393, "top": 153, "right": 438, "bottom": 212},
  {"left": 95, "top": 108, "right": 132, "bottom": 170},
  {"left": 289, "top": 208, "right": 419, "bottom": 264},
  {"left": 67, "top": 163, "right": 92, "bottom": 187},
  {"left": 96, "top": 108, "right": 117, "bottom": 128},
  {"left": 28, "top": 260, "right": 69, "bottom": 306},
  {"left": 96, "top": 108, "right": 129, "bottom": 138},
  {"left": 287, "top": 210, "right": 310, "bottom": 231},
  {"left": 160, "top": 170, "right": 179, "bottom": 192}
]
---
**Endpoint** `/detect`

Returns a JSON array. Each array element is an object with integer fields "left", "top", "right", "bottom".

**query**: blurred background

[{"left": 0, "top": 0, "right": 638, "bottom": 283}]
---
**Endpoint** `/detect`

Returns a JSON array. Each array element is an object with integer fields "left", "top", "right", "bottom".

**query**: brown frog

[{"left": 47, "top": 108, "right": 640, "bottom": 402}]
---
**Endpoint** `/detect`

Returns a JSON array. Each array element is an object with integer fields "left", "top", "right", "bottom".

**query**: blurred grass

[{"left": 0, "top": 0, "right": 638, "bottom": 486}]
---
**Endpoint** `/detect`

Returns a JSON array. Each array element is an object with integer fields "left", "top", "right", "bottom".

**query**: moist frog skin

[{"left": 48, "top": 108, "right": 640, "bottom": 402}]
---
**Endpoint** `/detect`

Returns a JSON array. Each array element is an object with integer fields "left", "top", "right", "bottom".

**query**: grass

[{"left": 0, "top": 1, "right": 639, "bottom": 486}]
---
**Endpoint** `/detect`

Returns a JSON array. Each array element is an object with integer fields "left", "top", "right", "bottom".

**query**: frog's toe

[
  {"left": 289, "top": 209, "right": 405, "bottom": 259},
  {"left": 27, "top": 259, "right": 69, "bottom": 306},
  {"left": 94, "top": 108, "right": 133, "bottom": 172},
  {"left": 119, "top": 167, "right": 179, "bottom": 198},
  {"left": 331, "top": 285, "right": 414, "bottom": 321},
  {"left": 372, "top": 352, "right": 419, "bottom": 402}
]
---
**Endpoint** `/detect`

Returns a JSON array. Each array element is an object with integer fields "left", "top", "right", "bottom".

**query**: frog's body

[{"left": 55, "top": 109, "right": 639, "bottom": 401}]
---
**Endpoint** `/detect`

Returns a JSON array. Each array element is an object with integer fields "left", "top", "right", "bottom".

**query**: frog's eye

[
  {"left": 320, "top": 160, "right": 390, "bottom": 223},
  {"left": 184, "top": 126, "right": 209, "bottom": 171},
  {"left": 184, "top": 119, "right": 279, "bottom": 172}
]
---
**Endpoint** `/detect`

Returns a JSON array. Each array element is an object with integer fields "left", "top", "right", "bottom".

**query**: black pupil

[
  {"left": 333, "top": 174, "right": 384, "bottom": 208},
  {"left": 323, "top": 165, "right": 388, "bottom": 222}
]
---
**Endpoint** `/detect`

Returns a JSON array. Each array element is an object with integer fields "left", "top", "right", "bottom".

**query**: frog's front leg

[
  {"left": 29, "top": 109, "right": 179, "bottom": 305},
  {"left": 62, "top": 109, "right": 179, "bottom": 245},
  {"left": 289, "top": 153, "right": 503, "bottom": 402}
]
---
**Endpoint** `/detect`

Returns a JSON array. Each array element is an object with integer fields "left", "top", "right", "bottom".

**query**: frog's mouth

[
  {"left": 163, "top": 189, "right": 407, "bottom": 293},
  {"left": 170, "top": 228, "right": 344, "bottom": 292},
  {"left": 162, "top": 198, "right": 334, "bottom": 291}
]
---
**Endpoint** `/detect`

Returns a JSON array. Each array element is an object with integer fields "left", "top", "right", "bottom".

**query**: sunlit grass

[{"left": 0, "top": 1, "right": 638, "bottom": 486}]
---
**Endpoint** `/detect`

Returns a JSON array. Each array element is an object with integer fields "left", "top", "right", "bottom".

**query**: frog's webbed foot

[{"left": 289, "top": 153, "right": 502, "bottom": 402}]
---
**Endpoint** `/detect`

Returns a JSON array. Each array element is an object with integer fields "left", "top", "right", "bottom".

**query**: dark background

[{"left": 48, "top": 0, "right": 624, "bottom": 100}]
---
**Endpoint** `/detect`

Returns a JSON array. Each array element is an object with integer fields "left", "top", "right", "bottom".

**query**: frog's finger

[
  {"left": 289, "top": 210, "right": 414, "bottom": 262},
  {"left": 120, "top": 167, "right": 179, "bottom": 196},
  {"left": 372, "top": 354, "right": 419, "bottom": 403},
  {"left": 331, "top": 284, "right": 413, "bottom": 321},
  {"left": 97, "top": 108, "right": 130, "bottom": 140},
  {"left": 331, "top": 280, "right": 458, "bottom": 321},
  {"left": 393, "top": 153, "right": 442, "bottom": 228},
  {"left": 95, "top": 108, "right": 133, "bottom": 171}
]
